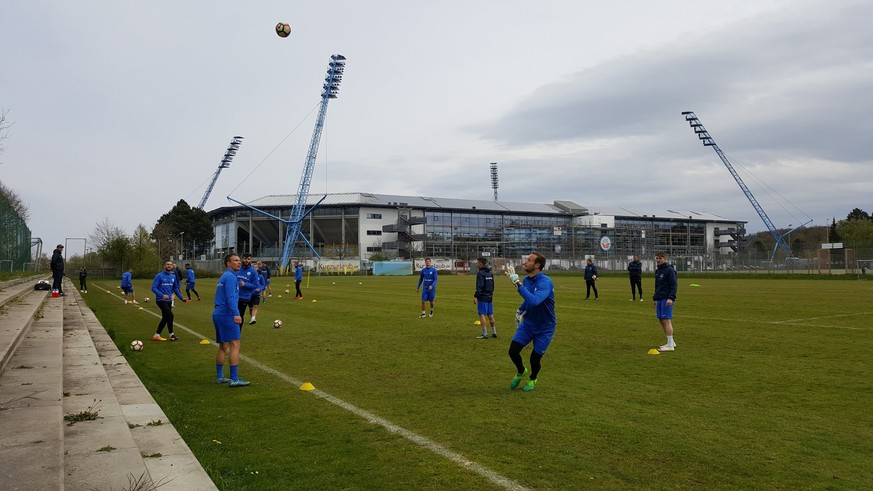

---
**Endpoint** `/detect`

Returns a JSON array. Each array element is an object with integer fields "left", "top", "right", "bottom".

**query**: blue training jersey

[
  {"left": 151, "top": 270, "right": 184, "bottom": 303},
  {"left": 121, "top": 271, "right": 132, "bottom": 288},
  {"left": 236, "top": 264, "right": 260, "bottom": 300},
  {"left": 186, "top": 268, "right": 196, "bottom": 284},
  {"left": 417, "top": 266, "right": 438, "bottom": 289},
  {"left": 516, "top": 272, "right": 556, "bottom": 331},
  {"left": 295, "top": 266, "right": 303, "bottom": 281},
  {"left": 214, "top": 269, "right": 240, "bottom": 316}
]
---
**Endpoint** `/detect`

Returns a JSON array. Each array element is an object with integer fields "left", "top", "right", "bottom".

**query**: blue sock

[
  {"left": 230, "top": 365, "right": 239, "bottom": 381},
  {"left": 216, "top": 364, "right": 224, "bottom": 379}
]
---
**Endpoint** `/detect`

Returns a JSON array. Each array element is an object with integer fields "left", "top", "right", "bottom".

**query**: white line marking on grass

[{"left": 96, "top": 285, "right": 530, "bottom": 491}]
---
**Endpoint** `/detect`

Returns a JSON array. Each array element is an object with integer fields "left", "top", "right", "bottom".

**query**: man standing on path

[
  {"left": 627, "top": 255, "right": 643, "bottom": 301},
  {"left": 213, "top": 254, "right": 250, "bottom": 387},
  {"left": 473, "top": 257, "right": 497, "bottom": 339},
  {"left": 417, "top": 257, "right": 438, "bottom": 318},
  {"left": 653, "top": 251, "right": 678, "bottom": 352},
  {"left": 50, "top": 244, "right": 64, "bottom": 296},
  {"left": 506, "top": 251, "right": 556, "bottom": 392},
  {"left": 78, "top": 267, "right": 87, "bottom": 293},
  {"left": 151, "top": 260, "right": 187, "bottom": 341}
]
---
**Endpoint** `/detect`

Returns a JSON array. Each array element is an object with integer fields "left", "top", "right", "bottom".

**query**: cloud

[{"left": 477, "top": 1, "right": 873, "bottom": 163}]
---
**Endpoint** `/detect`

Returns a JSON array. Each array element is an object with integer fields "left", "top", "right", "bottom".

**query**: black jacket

[
  {"left": 50, "top": 249, "right": 64, "bottom": 273},
  {"left": 653, "top": 263, "right": 677, "bottom": 301},
  {"left": 627, "top": 260, "right": 642, "bottom": 279},
  {"left": 474, "top": 267, "right": 494, "bottom": 302}
]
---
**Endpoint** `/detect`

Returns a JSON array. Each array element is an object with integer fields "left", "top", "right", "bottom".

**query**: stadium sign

[{"left": 599, "top": 235, "right": 612, "bottom": 252}]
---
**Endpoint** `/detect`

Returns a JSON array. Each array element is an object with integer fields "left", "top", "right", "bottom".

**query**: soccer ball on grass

[
  {"left": 130, "top": 340, "right": 144, "bottom": 351},
  {"left": 143, "top": 297, "right": 150, "bottom": 303},
  {"left": 275, "top": 22, "right": 291, "bottom": 38},
  {"left": 273, "top": 319, "right": 283, "bottom": 329}
]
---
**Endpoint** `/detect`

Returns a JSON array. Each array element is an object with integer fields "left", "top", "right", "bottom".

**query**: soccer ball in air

[
  {"left": 143, "top": 297, "right": 150, "bottom": 303},
  {"left": 275, "top": 22, "right": 291, "bottom": 38},
  {"left": 273, "top": 319, "right": 283, "bottom": 329},
  {"left": 130, "top": 340, "right": 144, "bottom": 351}
]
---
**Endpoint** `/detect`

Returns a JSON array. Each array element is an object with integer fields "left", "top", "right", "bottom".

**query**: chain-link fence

[{"left": 0, "top": 192, "right": 31, "bottom": 271}]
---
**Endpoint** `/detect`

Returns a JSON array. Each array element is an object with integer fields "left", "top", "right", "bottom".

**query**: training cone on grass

[
  {"left": 647, "top": 348, "right": 661, "bottom": 355},
  {"left": 473, "top": 320, "right": 481, "bottom": 325},
  {"left": 312, "top": 299, "right": 317, "bottom": 303},
  {"left": 299, "top": 382, "right": 315, "bottom": 391},
  {"left": 199, "top": 339, "right": 211, "bottom": 345}
]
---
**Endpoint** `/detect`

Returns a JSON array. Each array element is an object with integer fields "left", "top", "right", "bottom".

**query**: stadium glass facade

[{"left": 206, "top": 193, "right": 745, "bottom": 272}]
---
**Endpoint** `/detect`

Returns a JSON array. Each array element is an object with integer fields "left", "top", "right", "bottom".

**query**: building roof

[{"left": 212, "top": 192, "right": 741, "bottom": 223}]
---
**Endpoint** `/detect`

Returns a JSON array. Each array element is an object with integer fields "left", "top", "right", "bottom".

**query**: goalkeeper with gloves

[{"left": 505, "top": 251, "right": 556, "bottom": 392}]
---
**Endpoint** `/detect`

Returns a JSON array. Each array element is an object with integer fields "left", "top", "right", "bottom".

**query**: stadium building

[{"left": 206, "top": 192, "right": 746, "bottom": 272}]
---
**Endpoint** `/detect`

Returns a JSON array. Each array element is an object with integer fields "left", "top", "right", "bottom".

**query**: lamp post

[{"left": 179, "top": 232, "right": 185, "bottom": 261}]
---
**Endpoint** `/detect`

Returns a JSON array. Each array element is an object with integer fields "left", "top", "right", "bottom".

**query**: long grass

[{"left": 81, "top": 273, "right": 873, "bottom": 490}]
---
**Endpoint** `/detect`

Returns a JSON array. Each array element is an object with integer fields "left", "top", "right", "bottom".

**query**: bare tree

[
  {"left": 0, "top": 108, "right": 12, "bottom": 159},
  {"left": 89, "top": 218, "right": 127, "bottom": 251},
  {"left": 0, "top": 179, "right": 30, "bottom": 222}
]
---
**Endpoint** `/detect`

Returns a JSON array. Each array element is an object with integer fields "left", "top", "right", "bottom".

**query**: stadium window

[
  {"left": 367, "top": 230, "right": 382, "bottom": 236},
  {"left": 366, "top": 213, "right": 382, "bottom": 219}
]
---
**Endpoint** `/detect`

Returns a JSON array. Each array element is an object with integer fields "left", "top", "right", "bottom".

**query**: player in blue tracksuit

[
  {"left": 259, "top": 262, "right": 273, "bottom": 297},
  {"left": 151, "top": 260, "right": 187, "bottom": 341},
  {"left": 213, "top": 254, "right": 249, "bottom": 387},
  {"left": 121, "top": 268, "right": 138, "bottom": 304},
  {"left": 417, "top": 257, "right": 438, "bottom": 318},
  {"left": 248, "top": 269, "right": 266, "bottom": 325},
  {"left": 653, "top": 251, "right": 678, "bottom": 352},
  {"left": 294, "top": 261, "right": 304, "bottom": 299},
  {"left": 184, "top": 262, "right": 201, "bottom": 301},
  {"left": 473, "top": 257, "right": 497, "bottom": 338},
  {"left": 236, "top": 253, "right": 261, "bottom": 323},
  {"left": 507, "top": 251, "right": 556, "bottom": 392}
]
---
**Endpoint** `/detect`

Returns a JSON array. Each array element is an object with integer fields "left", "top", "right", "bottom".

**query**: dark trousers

[
  {"left": 630, "top": 277, "right": 642, "bottom": 299},
  {"left": 295, "top": 280, "right": 302, "bottom": 297},
  {"left": 79, "top": 278, "right": 87, "bottom": 290},
  {"left": 585, "top": 279, "right": 598, "bottom": 299},
  {"left": 52, "top": 271, "right": 64, "bottom": 293},
  {"left": 156, "top": 301, "right": 174, "bottom": 335}
]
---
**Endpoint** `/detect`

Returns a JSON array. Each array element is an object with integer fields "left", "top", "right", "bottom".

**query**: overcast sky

[{"left": 2, "top": 0, "right": 870, "bottom": 253}]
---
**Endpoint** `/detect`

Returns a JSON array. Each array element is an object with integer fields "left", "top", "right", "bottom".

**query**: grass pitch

[{"left": 81, "top": 273, "right": 873, "bottom": 490}]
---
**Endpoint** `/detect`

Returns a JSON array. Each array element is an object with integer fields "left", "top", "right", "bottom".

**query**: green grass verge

[{"left": 81, "top": 273, "right": 873, "bottom": 490}]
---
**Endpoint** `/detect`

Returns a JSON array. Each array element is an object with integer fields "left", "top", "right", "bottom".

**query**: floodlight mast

[
  {"left": 277, "top": 54, "right": 346, "bottom": 273},
  {"left": 680, "top": 111, "right": 790, "bottom": 259},
  {"left": 199, "top": 136, "right": 244, "bottom": 209}
]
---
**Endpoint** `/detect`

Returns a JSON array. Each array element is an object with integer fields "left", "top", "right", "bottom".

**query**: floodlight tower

[
  {"left": 199, "top": 136, "right": 244, "bottom": 209},
  {"left": 490, "top": 162, "right": 499, "bottom": 201},
  {"left": 680, "top": 111, "right": 794, "bottom": 259},
  {"left": 277, "top": 54, "right": 346, "bottom": 272}
]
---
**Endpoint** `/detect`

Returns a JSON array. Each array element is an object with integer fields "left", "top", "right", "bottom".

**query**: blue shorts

[
  {"left": 122, "top": 286, "right": 134, "bottom": 294},
  {"left": 655, "top": 299, "right": 674, "bottom": 320},
  {"left": 213, "top": 314, "right": 240, "bottom": 343},
  {"left": 512, "top": 323, "right": 556, "bottom": 355},
  {"left": 186, "top": 282, "right": 195, "bottom": 291},
  {"left": 477, "top": 301, "right": 493, "bottom": 316},
  {"left": 265, "top": 278, "right": 271, "bottom": 285},
  {"left": 421, "top": 288, "right": 435, "bottom": 302}
]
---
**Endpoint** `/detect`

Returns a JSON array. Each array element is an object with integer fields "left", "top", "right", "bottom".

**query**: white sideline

[{"left": 96, "top": 286, "right": 530, "bottom": 491}]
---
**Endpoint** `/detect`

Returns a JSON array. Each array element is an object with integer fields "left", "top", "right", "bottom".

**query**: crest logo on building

[{"left": 599, "top": 235, "right": 612, "bottom": 252}]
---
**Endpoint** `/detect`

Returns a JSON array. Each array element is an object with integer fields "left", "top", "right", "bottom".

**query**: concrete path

[{"left": 0, "top": 278, "right": 216, "bottom": 490}]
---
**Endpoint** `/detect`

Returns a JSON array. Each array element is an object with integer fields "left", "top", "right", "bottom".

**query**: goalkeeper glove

[
  {"left": 515, "top": 309, "right": 526, "bottom": 325},
  {"left": 508, "top": 273, "right": 522, "bottom": 286}
]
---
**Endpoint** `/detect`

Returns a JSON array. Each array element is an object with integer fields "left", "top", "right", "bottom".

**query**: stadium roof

[{"left": 212, "top": 192, "right": 740, "bottom": 223}]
